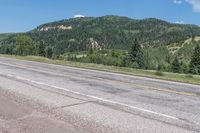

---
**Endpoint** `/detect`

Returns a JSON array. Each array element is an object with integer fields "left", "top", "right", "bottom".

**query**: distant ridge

[{"left": 1, "top": 15, "right": 200, "bottom": 53}]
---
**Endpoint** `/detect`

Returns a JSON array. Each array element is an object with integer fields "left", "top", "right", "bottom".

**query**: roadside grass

[{"left": 0, "top": 54, "right": 200, "bottom": 85}]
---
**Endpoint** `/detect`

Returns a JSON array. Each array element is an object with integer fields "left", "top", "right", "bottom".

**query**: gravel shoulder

[{"left": 0, "top": 89, "right": 86, "bottom": 133}]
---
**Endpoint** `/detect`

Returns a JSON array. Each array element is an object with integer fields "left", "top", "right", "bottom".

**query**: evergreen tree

[
  {"left": 171, "top": 57, "right": 181, "bottom": 73},
  {"left": 180, "top": 61, "right": 189, "bottom": 74},
  {"left": 36, "top": 41, "right": 46, "bottom": 56},
  {"left": 87, "top": 47, "right": 94, "bottom": 55},
  {"left": 45, "top": 47, "right": 53, "bottom": 58},
  {"left": 128, "top": 38, "right": 144, "bottom": 68},
  {"left": 189, "top": 44, "right": 200, "bottom": 74}
]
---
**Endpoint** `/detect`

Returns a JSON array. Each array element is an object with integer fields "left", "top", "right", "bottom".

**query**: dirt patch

[
  {"left": 0, "top": 95, "right": 32, "bottom": 120},
  {"left": 0, "top": 89, "right": 86, "bottom": 133}
]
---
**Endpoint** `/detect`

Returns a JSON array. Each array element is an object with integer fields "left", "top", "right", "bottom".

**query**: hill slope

[
  {"left": 31, "top": 16, "right": 200, "bottom": 49},
  {"left": 1, "top": 15, "right": 200, "bottom": 54}
]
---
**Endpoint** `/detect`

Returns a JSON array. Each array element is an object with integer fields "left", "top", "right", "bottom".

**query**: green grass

[{"left": 1, "top": 54, "right": 200, "bottom": 85}]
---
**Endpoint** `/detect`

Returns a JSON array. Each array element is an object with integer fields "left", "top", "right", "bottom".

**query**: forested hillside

[
  {"left": 29, "top": 16, "right": 200, "bottom": 52},
  {"left": 1, "top": 15, "right": 200, "bottom": 54},
  {"left": 0, "top": 15, "right": 200, "bottom": 75}
]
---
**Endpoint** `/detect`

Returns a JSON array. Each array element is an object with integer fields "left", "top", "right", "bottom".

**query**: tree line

[
  {"left": 0, "top": 35, "right": 200, "bottom": 75},
  {"left": 27, "top": 16, "right": 200, "bottom": 52},
  {"left": 66, "top": 38, "right": 200, "bottom": 75},
  {"left": 0, "top": 35, "right": 53, "bottom": 58}
]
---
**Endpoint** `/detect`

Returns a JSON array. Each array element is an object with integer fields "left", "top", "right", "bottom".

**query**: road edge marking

[{"left": 0, "top": 72, "right": 179, "bottom": 120}]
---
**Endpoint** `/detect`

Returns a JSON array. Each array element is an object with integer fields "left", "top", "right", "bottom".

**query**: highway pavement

[{"left": 0, "top": 57, "right": 200, "bottom": 133}]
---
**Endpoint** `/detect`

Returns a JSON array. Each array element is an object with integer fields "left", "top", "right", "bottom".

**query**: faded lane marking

[
  {"left": 0, "top": 62, "right": 197, "bottom": 97},
  {"left": 0, "top": 72, "right": 179, "bottom": 120}
]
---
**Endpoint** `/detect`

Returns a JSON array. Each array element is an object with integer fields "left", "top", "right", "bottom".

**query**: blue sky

[{"left": 0, "top": 0, "right": 199, "bottom": 33}]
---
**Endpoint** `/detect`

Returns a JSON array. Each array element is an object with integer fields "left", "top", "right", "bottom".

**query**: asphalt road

[{"left": 0, "top": 57, "right": 200, "bottom": 133}]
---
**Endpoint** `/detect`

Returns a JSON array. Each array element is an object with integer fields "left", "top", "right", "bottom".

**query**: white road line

[{"left": 0, "top": 71, "right": 179, "bottom": 120}]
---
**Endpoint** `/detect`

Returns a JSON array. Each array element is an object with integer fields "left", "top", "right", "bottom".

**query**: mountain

[{"left": 1, "top": 15, "right": 200, "bottom": 54}]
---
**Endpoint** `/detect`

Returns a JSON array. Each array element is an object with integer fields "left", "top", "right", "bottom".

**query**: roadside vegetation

[
  {"left": 0, "top": 16, "right": 200, "bottom": 84},
  {"left": 1, "top": 35, "right": 200, "bottom": 73},
  {"left": 0, "top": 39, "right": 200, "bottom": 86},
  {"left": 1, "top": 54, "right": 200, "bottom": 85}
]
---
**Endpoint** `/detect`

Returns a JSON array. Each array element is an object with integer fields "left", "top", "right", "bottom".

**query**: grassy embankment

[{"left": 0, "top": 54, "right": 200, "bottom": 85}]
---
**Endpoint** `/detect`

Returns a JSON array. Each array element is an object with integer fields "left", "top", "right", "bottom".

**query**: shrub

[
  {"left": 185, "top": 74, "right": 193, "bottom": 78},
  {"left": 154, "top": 71, "right": 164, "bottom": 76}
]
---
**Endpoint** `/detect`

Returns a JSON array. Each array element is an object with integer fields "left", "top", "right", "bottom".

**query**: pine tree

[
  {"left": 36, "top": 41, "right": 46, "bottom": 56},
  {"left": 171, "top": 57, "right": 181, "bottom": 73},
  {"left": 180, "top": 61, "right": 189, "bottom": 74},
  {"left": 189, "top": 45, "right": 200, "bottom": 74},
  {"left": 129, "top": 39, "right": 140, "bottom": 62},
  {"left": 87, "top": 47, "right": 94, "bottom": 55},
  {"left": 128, "top": 38, "right": 144, "bottom": 68},
  {"left": 45, "top": 47, "right": 53, "bottom": 58}
]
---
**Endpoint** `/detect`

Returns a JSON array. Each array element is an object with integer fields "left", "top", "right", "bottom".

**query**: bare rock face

[
  {"left": 87, "top": 38, "right": 104, "bottom": 51},
  {"left": 38, "top": 25, "right": 72, "bottom": 32}
]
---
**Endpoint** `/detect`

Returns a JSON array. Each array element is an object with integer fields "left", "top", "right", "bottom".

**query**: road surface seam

[
  {"left": 1, "top": 72, "right": 200, "bottom": 132},
  {"left": 51, "top": 101, "right": 91, "bottom": 110},
  {"left": 0, "top": 62, "right": 197, "bottom": 97},
  {"left": 0, "top": 71, "right": 179, "bottom": 121},
  {"left": 1, "top": 74, "right": 90, "bottom": 102}
]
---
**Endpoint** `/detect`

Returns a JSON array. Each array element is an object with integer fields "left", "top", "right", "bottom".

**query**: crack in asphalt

[{"left": 51, "top": 101, "right": 91, "bottom": 110}]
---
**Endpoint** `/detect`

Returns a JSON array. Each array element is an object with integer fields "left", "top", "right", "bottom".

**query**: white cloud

[
  {"left": 185, "top": 0, "right": 200, "bottom": 12},
  {"left": 173, "top": 0, "right": 183, "bottom": 4},
  {"left": 74, "top": 14, "right": 85, "bottom": 18},
  {"left": 175, "top": 21, "right": 185, "bottom": 24}
]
